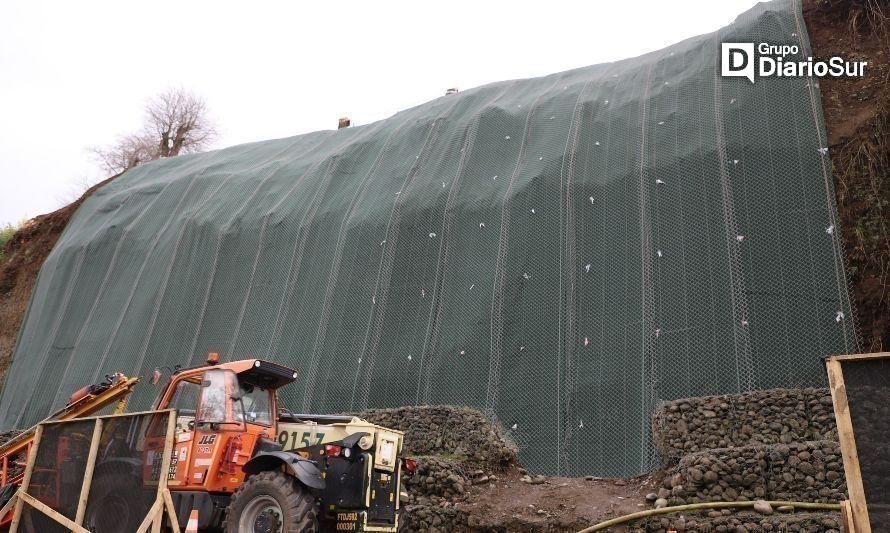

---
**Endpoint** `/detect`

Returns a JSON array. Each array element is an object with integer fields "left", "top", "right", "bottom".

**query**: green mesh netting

[{"left": 0, "top": 0, "right": 857, "bottom": 476}]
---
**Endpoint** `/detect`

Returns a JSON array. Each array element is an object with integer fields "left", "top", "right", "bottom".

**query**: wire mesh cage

[
  {"left": 0, "top": 0, "right": 858, "bottom": 477},
  {"left": 13, "top": 410, "right": 175, "bottom": 533}
]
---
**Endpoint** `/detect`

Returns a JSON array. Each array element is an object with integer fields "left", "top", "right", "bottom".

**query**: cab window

[
  {"left": 169, "top": 380, "right": 200, "bottom": 414},
  {"left": 198, "top": 368, "right": 244, "bottom": 425},
  {"left": 168, "top": 379, "right": 200, "bottom": 433},
  {"left": 239, "top": 381, "right": 273, "bottom": 426}
]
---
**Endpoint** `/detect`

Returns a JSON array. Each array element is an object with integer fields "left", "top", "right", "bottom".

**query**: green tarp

[{"left": 0, "top": 0, "right": 857, "bottom": 475}]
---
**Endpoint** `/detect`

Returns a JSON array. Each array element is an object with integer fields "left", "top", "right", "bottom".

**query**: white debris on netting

[
  {"left": 550, "top": 116, "right": 555, "bottom": 120},
  {"left": 664, "top": 81, "right": 670, "bottom": 85},
  {"left": 358, "top": 358, "right": 362, "bottom": 364},
  {"left": 380, "top": 240, "right": 386, "bottom": 246},
  {"left": 469, "top": 284, "right": 475, "bottom": 291},
  {"left": 733, "top": 159, "right": 740, "bottom": 165},
  {"left": 826, "top": 225, "right": 835, "bottom": 235},
  {"left": 479, "top": 222, "right": 485, "bottom": 228},
  {"left": 791, "top": 32, "right": 797, "bottom": 37},
  {"left": 429, "top": 232, "right": 437, "bottom": 238},
  {"left": 519, "top": 346, "right": 525, "bottom": 351},
  {"left": 372, "top": 296, "right": 376, "bottom": 304},
  {"left": 579, "top": 420, "right": 584, "bottom": 429},
  {"left": 505, "top": 135, "right": 511, "bottom": 140},
  {"left": 658, "top": 121, "right": 665, "bottom": 125},
  {"left": 656, "top": 179, "right": 665, "bottom": 184},
  {"left": 511, "top": 423, "right": 518, "bottom": 430},
  {"left": 460, "top": 350, "right": 466, "bottom": 355},
  {"left": 736, "top": 235, "right": 745, "bottom": 242},
  {"left": 604, "top": 100, "right": 609, "bottom": 104},
  {"left": 530, "top": 208, "right": 535, "bottom": 214},
  {"left": 595, "top": 141, "right": 600, "bottom": 146},
  {"left": 584, "top": 337, "right": 590, "bottom": 347},
  {"left": 741, "top": 320, "right": 749, "bottom": 326},
  {"left": 538, "top": 156, "right": 543, "bottom": 160},
  {"left": 585, "top": 263, "right": 591, "bottom": 273},
  {"left": 522, "top": 272, "right": 531, "bottom": 280},
  {"left": 655, "top": 328, "right": 661, "bottom": 338},
  {"left": 836, "top": 311, "right": 845, "bottom": 322},
  {"left": 420, "top": 288, "right": 426, "bottom": 298},
  {"left": 408, "top": 355, "right": 412, "bottom": 360},
  {"left": 395, "top": 191, "right": 401, "bottom": 195},
  {"left": 657, "top": 250, "right": 663, "bottom": 257},
  {"left": 442, "top": 181, "right": 446, "bottom": 188},
  {"left": 730, "top": 97, "right": 737, "bottom": 104},
  {"left": 589, "top": 196, "right": 595, "bottom": 204},
  {"left": 493, "top": 175, "right": 498, "bottom": 180},
  {"left": 818, "top": 147, "right": 829, "bottom": 155}
]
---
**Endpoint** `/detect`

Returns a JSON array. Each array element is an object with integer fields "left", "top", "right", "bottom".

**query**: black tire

[
  {"left": 225, "top": 470, "right": 318, "bottom": 533},
  {"left": 82, "top": 472, "right": 144, "bottom": 533}
]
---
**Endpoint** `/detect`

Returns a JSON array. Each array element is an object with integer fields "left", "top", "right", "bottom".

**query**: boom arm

[{"left": 0, "top": 373, "right": 139, "bottom": 487}]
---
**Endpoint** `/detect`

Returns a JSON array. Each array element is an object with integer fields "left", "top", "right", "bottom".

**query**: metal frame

[
  {"left": 826, "top": 351, "right": 890, "bottom": 533},
  {"left": 6, "top": 410, "right": 181, "bottom": 533}
]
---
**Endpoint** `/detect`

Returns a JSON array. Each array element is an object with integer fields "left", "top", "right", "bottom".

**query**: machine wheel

[
  {"left": 225, "top": 470, "right": 318, "bottom": 533},
  {"left": 82, "top": 473, "right": 142, "bottom": 533}
]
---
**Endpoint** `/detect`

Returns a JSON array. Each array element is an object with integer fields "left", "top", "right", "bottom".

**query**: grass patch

[{"left": 0, "top": 223, "right": 17, "bottom": 260}]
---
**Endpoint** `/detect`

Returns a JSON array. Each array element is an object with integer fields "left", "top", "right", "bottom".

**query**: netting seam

[
  {"left": 712, "top": 32, "right": 756, "bottom": 393},
  {"left": 301, "top": 128, "right": 404, "bottom": 411},
  {"left": 486, "top": 76, "right": 565, "bottom": 417}
]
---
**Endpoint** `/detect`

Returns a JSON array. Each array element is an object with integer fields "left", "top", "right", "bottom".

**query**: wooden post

[
  {"left": 134, "top": 497, "right": 163, "bottom": 533},
  {"left": 16, "top": 492, "right": 89, "bottom": 532},
  {"left": 163, "top": 488, "right": 182, "bottom": 533},
  {"left": 826, "top": 357, "right": 871, "bottom": 533},
  {"left": 841, "top": 500, "right": 856, "bottom": 533},
  {"left": 160, "top": 411, "right": 176, "bottom": 492},
  {"left": 0, "top": 491, "right": 19, "bottom": 523},
  {"left": 10, "top": 425, "right": 42, "bottom": 532},
  {"left": 161, "top": 411, "right": 182, "bottom": 533},
  {"left": 74, "top": 418, "right": 104, "bottom": 526}
]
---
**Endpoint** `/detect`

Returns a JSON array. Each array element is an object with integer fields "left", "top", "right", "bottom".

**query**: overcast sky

[{"left": 0, "top": 0, "right": 761, "bottom": 225}]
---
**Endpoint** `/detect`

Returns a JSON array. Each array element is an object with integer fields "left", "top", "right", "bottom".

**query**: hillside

[
  {"left": 0, "top": 0, "right": 885, "bottom": 530},
  {"left": 0, "top": 0, "right": 886, "bottom": 450}
]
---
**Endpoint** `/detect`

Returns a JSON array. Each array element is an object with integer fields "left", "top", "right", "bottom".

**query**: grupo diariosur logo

[{"left": 721, "top": 42, "right": 867, "bottom": 83}]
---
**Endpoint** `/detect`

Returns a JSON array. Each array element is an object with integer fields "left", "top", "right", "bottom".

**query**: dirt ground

[{"left": 456, "top": 469, "right": 663, "bottom": 531}]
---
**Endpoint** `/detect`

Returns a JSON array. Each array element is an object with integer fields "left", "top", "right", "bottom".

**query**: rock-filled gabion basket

[
  {"left": 652, "top": 388, "right": 838, "bottom": 464},
  {"left": 360, "top": 405, "right": 519, "bottom": 467},
  {"left": 631, "top": 509, "right": 842, "bottom": 533},
  {"left": 358, "top": 406, "right": 517, "bottom": 532},
  {"left": 657, "top": 441, "right": 846, "bottom": 506}
]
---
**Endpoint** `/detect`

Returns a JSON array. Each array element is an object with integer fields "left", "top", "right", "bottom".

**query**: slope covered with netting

[{"left": 0, "top": 0, "right": 856, "bottom": 475}]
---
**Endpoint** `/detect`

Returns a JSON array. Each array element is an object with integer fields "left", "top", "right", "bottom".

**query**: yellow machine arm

[{"left": 0, "top": 373, "right": 139, "bottom": 486}]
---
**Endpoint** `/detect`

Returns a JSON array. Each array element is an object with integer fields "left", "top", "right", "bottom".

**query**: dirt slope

[
  {"left": 0, "top": 176, "right": 116, "bottom": 386},
  {"left": 804, "top": 0, "right": 889, "bottom": 351}
]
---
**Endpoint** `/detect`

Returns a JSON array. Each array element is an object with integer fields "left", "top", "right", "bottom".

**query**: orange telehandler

[{"left": 0, "top": 354, "right": 411, "bottom": 532}]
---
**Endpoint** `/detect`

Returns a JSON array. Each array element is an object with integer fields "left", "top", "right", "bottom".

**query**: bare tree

[{"left": 92, "top": 88, "right": 217, "bottom": 175}]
